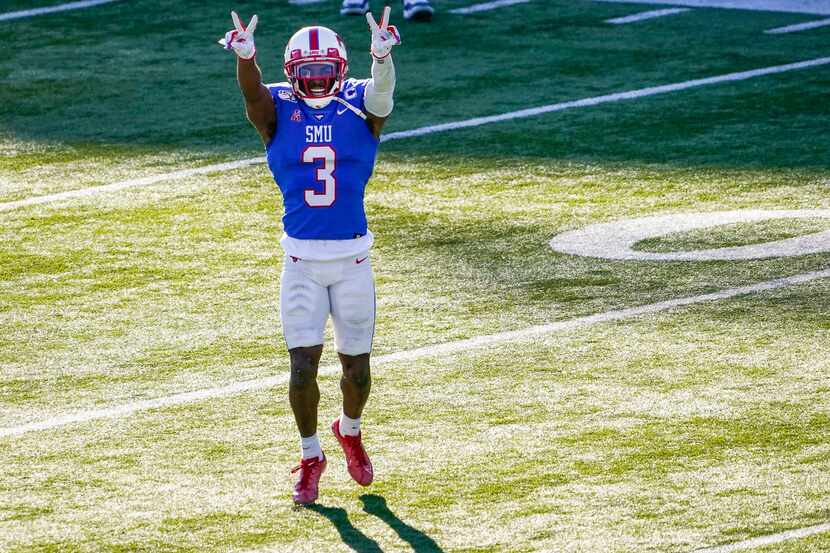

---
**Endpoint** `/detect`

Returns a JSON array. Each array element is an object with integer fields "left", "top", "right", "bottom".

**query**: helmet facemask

[{"left": 285, "top": 58, "right": 346, "bottom": 107}]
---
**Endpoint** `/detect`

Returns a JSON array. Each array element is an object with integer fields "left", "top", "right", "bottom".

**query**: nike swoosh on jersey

[{"left": 355, "top": 256, "right": 369, "bottom": 264}]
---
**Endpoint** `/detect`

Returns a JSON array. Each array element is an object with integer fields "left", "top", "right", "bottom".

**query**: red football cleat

[
  {"left": 331, "top": 418, "right": 374, "bottom": 486},
  {"left": 291, "top": 454, "right": 327, "bottom": 504}
]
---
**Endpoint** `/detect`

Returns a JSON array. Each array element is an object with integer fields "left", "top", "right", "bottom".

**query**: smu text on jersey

[{"left": 306, "top": 125, "right": 333, "bottom": 143}]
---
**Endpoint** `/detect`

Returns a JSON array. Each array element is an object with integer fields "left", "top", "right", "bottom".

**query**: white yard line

[
  {"left": 378, "top": 56, "right": 830, "bottom": 141},
  {"left": 0, "top": 158, "right": 263, "bottom": 212},
  {"left": 4, "top": 55, "right": 828, "bottom": 214},
  {"left": 449, "top": 0, "right": 531, "bottom": 15},
  {"left": 695, "top": 522, "right": 830, "bottom": 552},
  {"left": 606, "top": 8, "right": 691, "bottom": 24},
  {"left": 2, "top": 267, "right": 829, "bottom": 439},
  {"left": 595, "top": 0, "right": 830, "bottom": 16},
  {"left": 288, "top": 0, "right": 326, "bottom": 5},
  {"left": 0, "top": 0, "right": 121, "bottom": 22},
  {"left": 765, "top": 17, "right": 830, "bottom": 34}
]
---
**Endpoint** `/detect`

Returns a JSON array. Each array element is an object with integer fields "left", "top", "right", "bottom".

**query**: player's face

[{"left": 297, "top": 62, "right": 337, "bottom": 96}]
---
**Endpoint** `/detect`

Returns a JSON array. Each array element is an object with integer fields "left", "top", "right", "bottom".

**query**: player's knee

[
  {"left": 343, "top": 368, "right": 371, "bottom": 389},
  {"left": 289, "top": 348, "right": 320, "bottom": 389},
  {"left": 290, "top": 362, "right": 317, "bottom": 389},
  {"left": 341, "top": 354, "right": 371, "bottom": 388}
]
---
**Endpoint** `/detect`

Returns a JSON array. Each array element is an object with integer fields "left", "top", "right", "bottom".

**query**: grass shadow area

[
  {"left": 360, "top": 494, "right": 444, "bottom": 553},
  {"left": 305, "top": 503, "right": 384, "bottom": 553},
  {"left": 2, "top": 0, "right": 829, "bottom": 171}
]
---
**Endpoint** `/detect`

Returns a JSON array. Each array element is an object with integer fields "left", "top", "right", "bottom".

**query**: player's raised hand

[
  {"left": 366, "top": 6, "right": 401, "bottom": 60},
  {"left": 218, "top": 11, "right": 258, "bottom": 60}
]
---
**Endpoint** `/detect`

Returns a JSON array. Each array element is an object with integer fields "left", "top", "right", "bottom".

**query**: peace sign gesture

[
  {"left": 366, "top": 6, "right": 401, "bottom": 60},
  {"left": 219, "top": 10, "right": 258, "bottom": 60}
]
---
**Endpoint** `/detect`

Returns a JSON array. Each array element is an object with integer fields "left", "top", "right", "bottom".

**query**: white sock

[
  {"left": 300, "top": 433, "right": 323, "bottom": 460},
  {"left": 339, "top": 411, "right": 361, "bottom": 437}
]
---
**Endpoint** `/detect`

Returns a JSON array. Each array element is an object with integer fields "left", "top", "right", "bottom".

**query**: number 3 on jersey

[{"left": 303, "top": 146, "right": 336, "bottom": 207}]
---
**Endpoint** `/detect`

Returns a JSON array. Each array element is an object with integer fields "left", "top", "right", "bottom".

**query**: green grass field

[{"left": 2, "top": 0, "right": 830, "bottom": 551}]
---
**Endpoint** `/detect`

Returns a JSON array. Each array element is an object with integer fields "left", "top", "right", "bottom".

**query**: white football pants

[{"left": 280, "top": 253, "right": 376, "bottom": 356}]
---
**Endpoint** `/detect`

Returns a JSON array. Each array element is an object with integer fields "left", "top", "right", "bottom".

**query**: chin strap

[{"left": 332, "top": 96, "right": 368, "bottom": 120}]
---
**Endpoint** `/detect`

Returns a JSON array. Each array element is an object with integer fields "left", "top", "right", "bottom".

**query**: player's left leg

[
  {"left": 338, "top": 351, "right": 371, "bottom": 431},
  {"left": 329, "top": 253, "right": 376, "bottom": 486},
  {"left": 331, "top": 351, "right": 374, "bottom": 486}
]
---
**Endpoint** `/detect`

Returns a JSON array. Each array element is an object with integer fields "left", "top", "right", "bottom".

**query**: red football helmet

[{"left": 283, "top": 26, "right": 348, "bottom": 108}]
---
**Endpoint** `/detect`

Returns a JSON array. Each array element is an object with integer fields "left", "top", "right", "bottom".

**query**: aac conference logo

[{"left": 549, "top": 209, "right": 830, "bottom": 261}]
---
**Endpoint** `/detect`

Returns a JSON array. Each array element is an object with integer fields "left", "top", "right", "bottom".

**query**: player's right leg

[
  {"left": 288, "top": 346, "right": 324, "bottom": 453},
  {"left": 280, "top": 256, "right": 330, "bottom": 504},
  {"left": 288, "top": 345, "right": 327, "bottom": 505}
]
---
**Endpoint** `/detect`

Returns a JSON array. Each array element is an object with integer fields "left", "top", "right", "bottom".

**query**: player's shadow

[
  {"left": 306, "top": 495, "right": 443, "bottom": 553},
  {"left": 306, "top": 504, "right": 384, "bottom": 553},
  {"left": 359, "top": 494, "right": 444, "bottom": 553}
]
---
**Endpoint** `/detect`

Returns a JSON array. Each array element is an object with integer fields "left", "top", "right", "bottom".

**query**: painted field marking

[
  {"left": 695, "top": 522, "right": 830, "bottom": 552},
  {"left": 379, "top": 56, "right": 830, "bottom": 141},
  {"left": 2, "top": 56, "right": 830, "bottom": 213},
  {"left": 0, "top": 158, "right": 262, "bottom": 212},
  {"left": 288, "top": 0, "right": 326, "bottom": 5},
  {"left": 550, "top": 209, "right": 830, "bottom": 261},
  {"left": 0, "top": 0, "right": 121, "bottom": 22},
  {"left": 606, "top": 8, "right": 691, "bottom": 24},
  {"left": 2, "top": 267, "right": 829, "bottom": 439},
  {"left": 766, "top": 17, "right": 830, "bottom": 34},
  {"left": 449, "top": 0, "right": 531, "bottom": 15},
  {"left": 595, "top": 0, "right": 830, "bottom": 16}
]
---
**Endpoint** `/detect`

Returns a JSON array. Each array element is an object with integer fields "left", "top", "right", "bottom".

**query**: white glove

[
  {"left": 218, "top": 11, "right": 258, "bottom": 60},
  {"left": 366, "top": 6, "right": 401, "bottom": 60}
]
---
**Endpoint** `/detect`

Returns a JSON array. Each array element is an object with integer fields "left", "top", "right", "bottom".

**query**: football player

[
  {"left": 341, "top": 0, "right": 434, "bottom": 21},
  {"left": 220, "top": 7, "right": 400, "bottom": 504}
]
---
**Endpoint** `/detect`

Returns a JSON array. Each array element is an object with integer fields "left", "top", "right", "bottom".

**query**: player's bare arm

[
  {"left": 364, "top": 7, "right": 401, "bottom": 138},
  {"left": 220, "top": 11, "right": 276, "bottom": 144}
]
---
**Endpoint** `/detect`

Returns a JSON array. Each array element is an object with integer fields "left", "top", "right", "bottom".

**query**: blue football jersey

[{"left": 265, "top": 79, "right": 379, "bottom": 240}]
